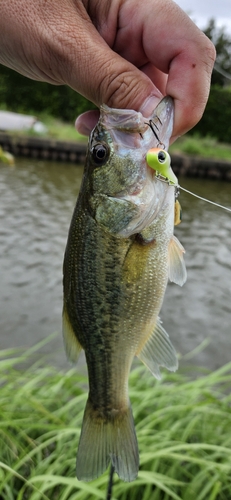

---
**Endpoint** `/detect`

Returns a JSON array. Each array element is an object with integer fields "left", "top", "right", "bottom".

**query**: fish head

[{"left": 86, "top": 97, "right": 176, "bottom": 237}]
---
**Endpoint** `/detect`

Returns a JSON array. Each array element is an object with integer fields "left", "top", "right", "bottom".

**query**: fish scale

[{"left": 62, "top": 96, "right": 187, "bottom": 482}]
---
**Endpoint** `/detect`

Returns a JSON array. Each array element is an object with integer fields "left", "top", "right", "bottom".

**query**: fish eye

[
  {"left": 158, "top": 151, "right": 167, "bottom": 163},
  {"left": 91, "top": 143, "right": 109, "bottom": 165}
]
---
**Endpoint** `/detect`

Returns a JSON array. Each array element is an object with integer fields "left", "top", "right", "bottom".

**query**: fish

[{"left": 62, "top": 96, "right": 187, "bottom": 483}]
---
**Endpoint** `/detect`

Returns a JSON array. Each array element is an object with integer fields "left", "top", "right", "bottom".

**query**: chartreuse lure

[
  {"left": 146, "top": 147, "right": 178, "bottom": 185},
  {"left": 146, "top": 148, "right": 181, "bottom": 225},
  {"left": 146, "top": 147, "right": 231, "bottom": 214}
]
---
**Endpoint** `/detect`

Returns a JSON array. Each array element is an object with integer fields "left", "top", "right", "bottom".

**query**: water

[{"left": 0, "top": 158, "right": 231, "bottom": 371}]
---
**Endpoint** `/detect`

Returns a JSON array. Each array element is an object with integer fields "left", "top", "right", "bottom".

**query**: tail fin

[{"left": 76, "top": 398, "right": 139, "bottom": 482}]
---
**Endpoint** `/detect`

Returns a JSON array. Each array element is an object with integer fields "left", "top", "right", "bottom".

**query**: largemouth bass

[{"left": 63, "top": 96, "right": 187, "bottom": 483}]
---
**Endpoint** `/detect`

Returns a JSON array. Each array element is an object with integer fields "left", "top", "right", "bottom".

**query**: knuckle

[
  {"left": 202, "top": 35, "right": 216, "bottom": 68},
  {"left": 104, "top": 71, "right": 137, "bottom": 108},
  {"left": 97, "top": 63, "right": 149, "bottom": 110}
]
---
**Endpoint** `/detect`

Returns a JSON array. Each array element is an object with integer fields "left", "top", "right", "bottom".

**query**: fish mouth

[
  {"left": 99, "top": 105, "right": 148, "bottom": 137},
  {"left": 99, "top": 97, "right": 174, "bottom": 152}
]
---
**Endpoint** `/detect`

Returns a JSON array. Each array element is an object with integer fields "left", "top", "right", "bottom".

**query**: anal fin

[
  {"left": 62, "top": 304, "right": 82, "bottom": 363},
  {"left": 137, "top": 318, "right": 178, "bottom": 380},
  {"left": 168, "top": 235, "right": 187, "bottom": 286}
]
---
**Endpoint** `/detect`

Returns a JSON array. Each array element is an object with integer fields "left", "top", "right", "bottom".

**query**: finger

[
  {"left": 139, "top": 3, "right": 216, "bottom": 137},
  {"left": 140, "top": 63, "right": 168, "bottom": 96},
  {"left": 0, "top": 0, "right": 158, "bottom": 111},
  {"left": 75, "top": 110, "right": 100, "bottom": 135},
  {"left": 113, "top": 0, "right": 216, "bottom": 137},
  {"left": 41, "top": 2, "right": 163, "bottom": 111},
  {"left": 166, "top": 38, "right": 215, "bottom": 137}
]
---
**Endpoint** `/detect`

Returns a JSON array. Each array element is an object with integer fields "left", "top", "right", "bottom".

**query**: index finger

[{"left": 114, "top": 0, "right": 216, "bottom": 138}]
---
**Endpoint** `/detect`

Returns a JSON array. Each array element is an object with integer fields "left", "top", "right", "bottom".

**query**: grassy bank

[
  {"left": 4, "top": 114, "right": 87, "bottom": 144},
  {"left": 169, "top": 134, "right": 231, "bottom": 161},
  {"left": 1, "top": 339, "right": 231, "bottom": 500}
]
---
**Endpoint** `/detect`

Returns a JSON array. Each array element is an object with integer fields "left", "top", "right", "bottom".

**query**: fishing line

[
  {"left": 106, "top": 465, "right": 115, "bottom": 500},
  {"left": 178, "top": 185, "right": 231, "bottom": 212},
  {"left": 145, "top": 146, "right": 231, "bottom": 213},
  {"left": 155, "top": 174, "right": 231, "bottom": 213}
]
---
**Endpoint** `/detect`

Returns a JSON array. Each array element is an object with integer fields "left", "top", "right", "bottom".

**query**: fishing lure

[
  {"left": 146, "top": 148, "right": 181, "bottom": 225},
  {"left": 146, "top": 148, "right": 231, "bottom": 214},
  {"left": 146, "top": 147, "right": 178, "bottom": 185}
]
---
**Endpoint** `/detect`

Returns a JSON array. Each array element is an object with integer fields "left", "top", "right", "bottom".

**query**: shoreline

[
  {"left": 0, "top": 131, "right": 86, "bottom": 164},
  {"left": 1, "top": 131, "right": 231, "bottom": 180}
]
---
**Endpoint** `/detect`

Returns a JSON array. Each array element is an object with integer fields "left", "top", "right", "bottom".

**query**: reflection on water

[
  {"left": 0, "top": 158, "right": 231, "bottom": 370},
  {"left": 0, "top": 159, "right": 83, "bottom": 367}
]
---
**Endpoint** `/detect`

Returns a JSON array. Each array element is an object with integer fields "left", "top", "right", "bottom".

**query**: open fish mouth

[
  {"left": 99, "top": 96, "right": 174, "bottom": 152},
  {"left": 99, "top": 105, "right": 148, "bottom": 136}
]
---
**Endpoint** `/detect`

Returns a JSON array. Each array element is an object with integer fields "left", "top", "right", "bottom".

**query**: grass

[
  {"left": 169, "top": 134, "right": 231, "bottom": 161},
  {"left": 1, "top": 337, "right": 231, "bottom": 500},
  {"left": 31, "top": 114, "right": 87, "bottom": 143},
  {"left": 1, "top": 112, "right": 87, "bottom": 143}
]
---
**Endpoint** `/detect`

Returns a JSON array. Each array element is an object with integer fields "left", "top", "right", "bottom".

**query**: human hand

[{"left": 0, "top": 0, "right": 215, "bottom": 140}]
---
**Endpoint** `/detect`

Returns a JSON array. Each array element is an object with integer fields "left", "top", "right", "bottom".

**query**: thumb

[
  {"left": 42, "top": 0, "right": 162, "bottom": 111},
  {"left": 68, "top": 13, "right": 163, "bottom": 133},
  {"left": 0, "top": 0, "right": 160, "bottom": 112},
  {"left": 70, "top": 10, "right": 163, "bottom": 133},
  {"left": 70, "top": 39, "right": 161, "bottom": 113}
]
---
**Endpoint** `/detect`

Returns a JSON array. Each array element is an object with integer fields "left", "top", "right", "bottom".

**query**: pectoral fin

[
  {"left": 136, "top": 318, "right": 178, "bottom": 380},
  {"left": 62, "top": 304, "right": 82, "bottom": 363},
  {"left": 168, "top": 235, "right": 187, "bottom": 286}
]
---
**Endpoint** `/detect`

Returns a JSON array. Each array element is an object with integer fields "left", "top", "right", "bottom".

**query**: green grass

[
  {"left": 1, "top": 338, "right": 231, "bottom": 500},
  {"left": 32, "top": 114, "right": 87, "bottom": 143},
  {"left": 170, "top": 134, "right": 231, "bottom": 161},
  {"left": 2, "top": 113, "right": 87, "bottom": 144}
]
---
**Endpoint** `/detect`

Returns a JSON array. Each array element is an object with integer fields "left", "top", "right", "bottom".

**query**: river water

[{"left": 0, "top": 158, "right": 231, "bottom": 371}]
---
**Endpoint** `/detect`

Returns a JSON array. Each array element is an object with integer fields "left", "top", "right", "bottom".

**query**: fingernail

[{"left": 139, "top": 94, "right": 162, "bottom": 117}]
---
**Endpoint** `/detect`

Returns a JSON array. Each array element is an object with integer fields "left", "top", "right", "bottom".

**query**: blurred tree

[
  {"left": 203, "top": 19, "right": 231, "bottom": 86},
  {"left": 192, "top": 85, "right": 231, "bottom": 142},
  {"left": 0, "top": 64, "right": 96, "bottom": 121}
]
